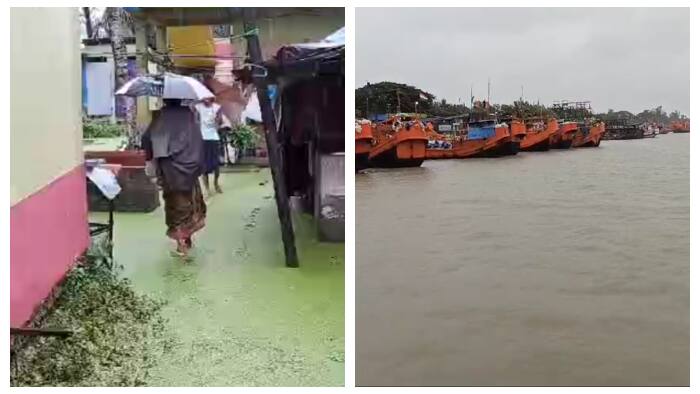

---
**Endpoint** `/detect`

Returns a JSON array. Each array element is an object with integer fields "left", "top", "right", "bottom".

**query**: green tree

[{"left": 355, "top": 82, "right": 435, "bottom": 118}]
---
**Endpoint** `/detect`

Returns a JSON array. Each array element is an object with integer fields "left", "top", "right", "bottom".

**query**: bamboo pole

[{"left": 242, "top": 9, "right": 299, "bottom": 267}]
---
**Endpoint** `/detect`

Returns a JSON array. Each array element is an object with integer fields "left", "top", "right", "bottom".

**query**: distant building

[{"left": 81, "top": 37, "right": 137, "bottom": 117}]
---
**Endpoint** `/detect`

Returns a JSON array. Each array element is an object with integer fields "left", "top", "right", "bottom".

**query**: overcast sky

[{"left": 356, "top": 8, "right": 689, "bottom": 115}]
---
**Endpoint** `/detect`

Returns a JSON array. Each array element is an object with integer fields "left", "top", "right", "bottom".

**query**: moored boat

[
  {"left": 550, "top": 121, "right": 578, "bottom": 149},
  {"left": 502, "top": 119, "right": 527, "bottom": 155},
  {"left": 470, "top": 120, "right": 519, "bottom": 157},
  {"left": 369, "top": 114, "right": 429, "bottom": 167},
  {"left": 601, "top": 119, "right": 643, "bottom": 140},
  {"left": 520, "top": 118, "right": 558, "bottom": 151},
  {"left": 426, "top": 119, "right": 514, "bottom": 159},
  {"left": 425, "top": 122, "right": 455, "bottom": 159},
  {"left": 642, "top": 123, "right": 658, "bottom": 138},
  {"left": 572, "top": 120, "right": 606, "bottom": 148},
  {"left": 355, "top": 119, "right": 373, "bottom": 171},
  {"left": 671, "top": 120, "right": 690, "bottom": 133}
]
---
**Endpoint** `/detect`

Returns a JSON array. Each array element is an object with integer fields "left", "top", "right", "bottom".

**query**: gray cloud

[{"left": 356, "top": 7, "right": 689, "bottom": 114}]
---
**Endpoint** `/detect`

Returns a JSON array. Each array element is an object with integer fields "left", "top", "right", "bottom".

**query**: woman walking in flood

[{"left": 143, "top": 98, "right": 207, "bottom": 256}]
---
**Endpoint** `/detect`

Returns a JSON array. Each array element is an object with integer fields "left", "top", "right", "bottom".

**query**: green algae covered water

[
  {"left": 356, "top": 134, "right": 689, "bottom": 386},
  {"left": 97, "top": 170, "right": 344, "bottom": 386}
]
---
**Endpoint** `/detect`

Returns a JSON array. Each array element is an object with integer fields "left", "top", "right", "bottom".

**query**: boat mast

[
  {"left": 396, "top": 89, "right": 401, "bottom": 114},
  {"left": 487, "top": 77, "right": 491, "bottom": 104},
  {"left": 489, "top": 78, "right": 497, "bottom": 123},
  {"left": 365, "top": 82, "right": 370, "bottom": 119},
  {"left": 469, "top": 84, "right": 474, "bottom": 124}
]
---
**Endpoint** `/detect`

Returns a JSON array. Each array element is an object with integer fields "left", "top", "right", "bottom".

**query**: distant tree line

[
  {"left": 599, "top": 106, "right": 688, "bottom": 125},
  {"left": 356, "top": 81, "right": 688, "bottom": 124},
  {"left": 355, "top": 82, "right": 436, "bottom": 117}
]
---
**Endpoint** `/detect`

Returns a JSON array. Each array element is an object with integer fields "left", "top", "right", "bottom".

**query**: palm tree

[
  {"left": 102, "top": 8, "right": 138, "bottom": 147},
  {"left": 80, "top": 8, "right": 140, "bottom": 147},
  {"left": 82, "top": 7, "right": 94, "bottom": 38}
]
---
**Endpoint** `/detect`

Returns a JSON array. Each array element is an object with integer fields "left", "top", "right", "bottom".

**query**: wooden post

[
  {"left": 11, "top": 327, "right": 73, "bottom": 338},
  {"left": 242, "top": 9, "right": 299, "bottom": 267},
  {"left": 153, "top": 24, "right": 167, "bottom": 110}
]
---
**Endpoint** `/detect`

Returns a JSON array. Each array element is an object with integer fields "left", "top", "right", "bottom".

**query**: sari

[{"left": 143, "top": 104, "right": 207, "bottom": 245}]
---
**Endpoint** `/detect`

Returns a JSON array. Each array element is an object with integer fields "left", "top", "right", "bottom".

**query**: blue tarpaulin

[
  {"left": 369, "top": 113, "right": 389, "bottom": 122},
  {"left": 467, "top": 126, "right": 496, "bottom": 140}
]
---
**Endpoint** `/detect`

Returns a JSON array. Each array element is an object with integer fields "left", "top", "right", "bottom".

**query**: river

[{"left": 356, "top": 134, "right": 689, "bottom": 386}]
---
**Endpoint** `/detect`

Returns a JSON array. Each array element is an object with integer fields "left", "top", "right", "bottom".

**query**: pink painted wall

[{"left": 10, "top": 165, "right": 90, "bottom": 326}]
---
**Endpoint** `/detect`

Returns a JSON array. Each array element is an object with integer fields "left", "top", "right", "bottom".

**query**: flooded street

[
  {"left": 97, "top": 171, "right": 344, "bottom": 386},
  {"left": 356, "top": 134, "right": 689, "bottom": 386}
]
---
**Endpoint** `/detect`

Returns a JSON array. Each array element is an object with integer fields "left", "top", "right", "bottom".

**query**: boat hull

[
  {"left": 355, "top": 138, "right": 373, "bottom": 171},
  {"left": 602, "top": 126, "right": 643, "bottom": 140},
  {"left": 473, "top": 141, "right": 520, "bottom": 157},
  {"left": 551, "top": 139, "right": 573, "bottom": 149},
  {"left": 356, "top": 152, "right": 370, "bottom": 171},
  {"left": 520, "top": 119, "right": 557, "bottom": 152},
  {"left": 521, "top": 137, "right": 550, "bottom": 151},
  {"left": 572, "top": 124, "right": 605, "bottom": 148},
  {"left": 369, "top": 116, "right": 428, "bottom": 168},
  {"left": 370, "top": 146, "right": 425, "bottom": 168},
  {"left": 426, "top": 124, "right": 514, "bottom": 159},
  {"left": 551, "top": 122, "right": 577, "bottom": 149}
]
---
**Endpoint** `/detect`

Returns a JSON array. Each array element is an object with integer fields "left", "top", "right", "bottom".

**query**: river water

[{"left": 356, "top": 134, "right": 689, "bottom": 386}]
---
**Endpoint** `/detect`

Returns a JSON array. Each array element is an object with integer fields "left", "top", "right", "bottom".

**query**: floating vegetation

[
  {"left": 244, "top": 207, "right": 262, "bottom": 231},
  {"left": 328, "top": 350, "right": 345, "bottom": 363},
  {"left": 10, "top": 245, "right": 171, "bottom": 387},
  {"left": 233, "top": 244, "right": 251, "bottom": 261}
]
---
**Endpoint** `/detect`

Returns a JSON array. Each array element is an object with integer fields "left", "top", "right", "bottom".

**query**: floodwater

[
  {"left": 356, "top": 134, "right": 689, "bottom": 386},
  {"left": 97, "top": 170, "right": 344, "bottom": 386}
]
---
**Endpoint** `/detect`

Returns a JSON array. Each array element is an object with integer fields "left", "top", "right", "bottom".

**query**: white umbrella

[
  {"left": 114, "top": 75, "right": 163, "bottom": 97},
  {"left": 161, "top": 73, "right": 215, "bottom": 100},
  {"left": 115, "top": 73, "right": 215, "bottom": 100}
]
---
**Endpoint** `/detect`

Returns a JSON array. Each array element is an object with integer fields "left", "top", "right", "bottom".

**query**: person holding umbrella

[{"left": 118, "top": 73, "right": 213, "bottom": 257}]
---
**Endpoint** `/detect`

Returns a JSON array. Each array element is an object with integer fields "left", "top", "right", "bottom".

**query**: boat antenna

[
  {"left": 396, "top": 89, "right": 400, "bottom": 114},
  {"left": 487, "top": 78, "right": 491, "bottom": 104},
  {"left": 365, "top": 82, "right": 370, "bottom": 118},
  {"left": 470, "top": 84, "right": 474, "bottom": 111}
]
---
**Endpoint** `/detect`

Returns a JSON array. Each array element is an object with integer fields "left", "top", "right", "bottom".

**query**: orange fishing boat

[
  {"left": 520, "top": 118, "right": 558, "bottom": 151},
  {"left": 369, "top": 114, "right": 428, "bottom": 167},
  {"left": 572, "top": 120, "right": 606, "bottom": 148},
  {"left": 671, "top": 120, "right": 690, "bottom": 133},
  {"left": 355, "top": 119, "right": 373, "bottom": 170},
  {"left": 499, "top": 119, "right": 526, "bottom": 156},
  {"left": 426, "top": 120, "right": 514, "bottom": 159},
  {"left": 425, "top": 123, "right": 456, "bottom": 159},
  {"left": 550, "top": 121, "right": 578, "bottom": 149}
]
